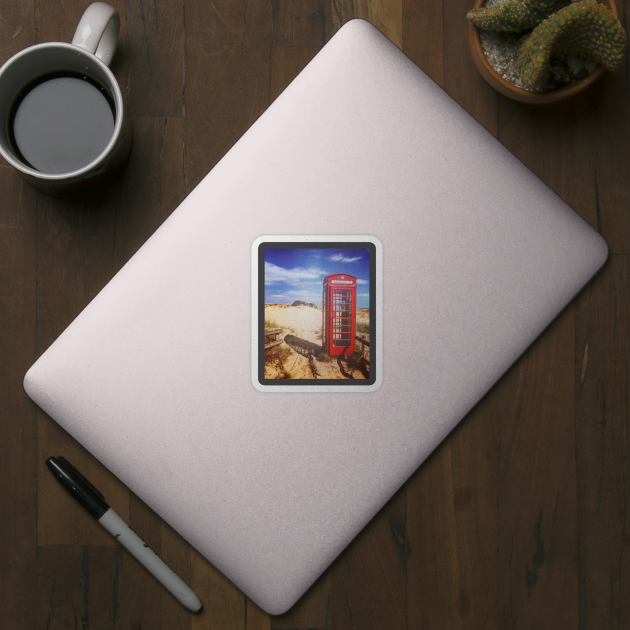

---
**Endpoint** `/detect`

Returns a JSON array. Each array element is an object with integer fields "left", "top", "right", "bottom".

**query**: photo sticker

[{"left": 251, "top": 236, "right": 382, "bottom": 392}]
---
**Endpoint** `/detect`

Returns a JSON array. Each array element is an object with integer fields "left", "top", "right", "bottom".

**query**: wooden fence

[{"left": 264, "top": 328, "right": 283, "bottom": 350}]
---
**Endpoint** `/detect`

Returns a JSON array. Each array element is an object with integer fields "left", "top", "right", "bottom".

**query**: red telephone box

[{"left": 322, "top": 274, "right": 356, "bottom": 356}]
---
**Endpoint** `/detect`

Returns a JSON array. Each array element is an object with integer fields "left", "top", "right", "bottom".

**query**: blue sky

[{"left": 265, "top": 248, "right": 370, "bottom": 308}]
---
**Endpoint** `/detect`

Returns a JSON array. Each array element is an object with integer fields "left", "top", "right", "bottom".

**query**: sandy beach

[{"left": 263, "top": 305, "right": 369, "bottom": 380}]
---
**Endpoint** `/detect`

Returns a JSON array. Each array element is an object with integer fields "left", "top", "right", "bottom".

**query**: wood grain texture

[
  {"left": 126, "top": 0, "right": 184, "bottom": 116},
  {"left": 184, "top": 0, "right": 271, "bottom": 191},
  {"left": 583, "top": 72, "right": 630, "bottom": 254},
  {"left": 0, "top": 0, "right": 629, "bottom": 627},
  {"left": 403, "top": 0, "right": 444, "bottom": 87},
  {"left": 0, "top": 0, "right": 36, "bottom": 54},
  {"left": 0, "top": 5, "right": 38, "bottom": 629},
  {"left": 576, "top": 256, "right": 630, "bottom": 630},
  {"left": 407, "top": 393, "right": 498, "bottom": 629},
  {"left": 36, "top": 545, "right": 119, "bottom": 630},
  {"left": 271, "top": 0, "right": 332, "bottom": 46},
  {"left": 497, "top": 305, "right": 579, "bottom": 629},
  {"left": 331, "top": 486, "right": 408, "bottom": 630},
  {"left": 495, "top": 78, "right": 629, "bottom": 257},
  {"left": 0, "top": 154, "right": 38, "bottom": 630}
]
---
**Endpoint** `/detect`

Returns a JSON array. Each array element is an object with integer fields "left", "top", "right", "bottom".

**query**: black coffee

[{"left": 10, "top": 73, "right": 115, "bottom": 174}]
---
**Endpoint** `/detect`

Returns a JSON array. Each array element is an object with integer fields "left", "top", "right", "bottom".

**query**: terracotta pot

[{"left": 468, "top": 0, "right": 619, "bottom": 103}]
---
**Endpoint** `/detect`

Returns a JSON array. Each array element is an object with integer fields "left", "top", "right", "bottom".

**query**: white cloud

[
  {"left": 357, "top": 293, "right": 370, "bottom": 297},
  {"left": 356, "top": 279, "right": 368, "bottom": 285},
  {"left": 328, "top": 253, "right": 362, "bottom": 263},
  {"left": 265, "top": 262, "right": 327, "bottom": 284}
]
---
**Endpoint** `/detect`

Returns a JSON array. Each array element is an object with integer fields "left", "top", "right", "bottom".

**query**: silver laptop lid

[{"left": 24, "top": 19, "right": 607, "bottom": 614}]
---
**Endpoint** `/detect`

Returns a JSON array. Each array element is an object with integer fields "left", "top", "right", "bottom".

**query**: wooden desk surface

[{"left": 1, "top": 0, "right": 628, "bottom": 628}]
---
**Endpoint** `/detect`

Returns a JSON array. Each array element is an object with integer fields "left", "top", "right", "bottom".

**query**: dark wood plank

[
  {"left": 331, "top": 0, "right": 402, "bottom": 48},
  {"left": 271, "top": 0, "right": 331, "bottom": 46},
  {"left": 573, "top": 0, "right": 629, "bottom": 254},
  {"left": 184, "top": 0, "right": 272, "bottom": 192},
  {"left": 247, "top": 599, "right": 273, "bottom": 630},
  {"left": 497, "top": 305, "right": 578, "bottom": 628},
  {"left": 331, "top": 485, "right": 407, "bottom": 630},
  {"left": 0, "top": 0, "right": 35, "bottom": 54},
  {"left": 0, "top": 5, "right": 39, "bottom": 629},
  {"left": 407, "top": 393, "right": 499, "bottom": 629},
  {"left": 36, "top": 545, "right": 118, "bottom": 630},
  {"left": 582, "top": 71, "right": 630, "bottom": 254},
  {"left": 492, "top": 26, "right": 628, "bottom": 628},
  {"left": 576, "top": 256, "right": 630, "bottom": 629},
  {"left": 402, "top": 0, "right": 444, "bottom": 88},
  {"left": 487, "top": 38, "right": 627, "bottom": 630},
  {"left": 126, "top": 0, "right": 184, "bottom": 117},
  {"left": 0, "top": 135, "right": 38, "bottom": 630}
]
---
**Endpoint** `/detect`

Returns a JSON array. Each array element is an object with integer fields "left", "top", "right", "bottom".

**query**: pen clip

[{"left": 55, "top": 456, "right": 106, "bottom": 501}]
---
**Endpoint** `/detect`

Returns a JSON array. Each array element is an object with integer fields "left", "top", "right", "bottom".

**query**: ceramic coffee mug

[{"left": 0, "top": 2, "right": 131, "bottom": 197}]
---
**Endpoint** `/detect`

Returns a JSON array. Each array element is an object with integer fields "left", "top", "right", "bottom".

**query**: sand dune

[{"left": 264, "top": 305, "right": 323, "bottom": 344}]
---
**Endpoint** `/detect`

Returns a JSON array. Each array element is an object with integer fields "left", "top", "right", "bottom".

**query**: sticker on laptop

[{"left": 251, "top": 236, "right": 382, "bottom": 392}]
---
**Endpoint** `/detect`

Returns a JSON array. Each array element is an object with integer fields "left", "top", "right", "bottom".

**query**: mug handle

[{"left": 71, "top": 2, "right": 120, "bottom": 67}]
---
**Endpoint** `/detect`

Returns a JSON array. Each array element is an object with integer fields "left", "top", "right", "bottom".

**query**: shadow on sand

[
  {"left": 337, "top": 353, "right": 370, "bottom": 380},
  {"left": 284, "top": 334, "right": 322, "bottom": 357}
]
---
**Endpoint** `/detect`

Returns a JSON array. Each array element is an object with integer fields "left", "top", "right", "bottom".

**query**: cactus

[
  {"left": 517, "top": 2, "right": 627, "bottom": 85},
  {"left": 467, "top": 0, "right": 568, "bottom": 33}
]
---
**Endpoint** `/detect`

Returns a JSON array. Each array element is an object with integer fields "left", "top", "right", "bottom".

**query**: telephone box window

[{"left": 323, "top": 279, "right": 357, "bottom": 355}]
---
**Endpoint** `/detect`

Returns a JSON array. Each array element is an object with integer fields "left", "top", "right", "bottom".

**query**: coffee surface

[{"left": 12, "top": 74, "right": 115, "bottom": 174}]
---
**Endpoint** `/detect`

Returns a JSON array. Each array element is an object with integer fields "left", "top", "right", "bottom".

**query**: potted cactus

[{"left": 467, "top": 0, "right": 627, "bottom": 103}]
